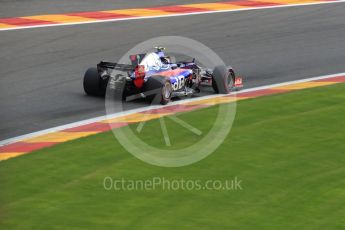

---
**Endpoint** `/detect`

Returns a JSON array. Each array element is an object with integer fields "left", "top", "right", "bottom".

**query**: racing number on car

[{"left": 172, "top": 75, "right": 185, "bottom": 90}]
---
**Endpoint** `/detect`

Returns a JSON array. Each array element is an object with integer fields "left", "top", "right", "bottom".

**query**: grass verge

[{"left": 1, "top": 84, "right": 345, "bottom": 229}]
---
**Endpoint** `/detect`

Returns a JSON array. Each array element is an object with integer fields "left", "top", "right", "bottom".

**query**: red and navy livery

[{"left": 83, "top": 47, "right": 243, "bottom": 105}]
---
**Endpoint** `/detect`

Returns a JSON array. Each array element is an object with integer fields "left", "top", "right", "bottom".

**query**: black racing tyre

[
  {"left": 144, "top": 76, "right": 172, "bottom": 105},
  {"left": 83, "top": 67, "right": 104, "bottom": 96},
  {"left": 212, "top": 66, "right": 233, "bottom": 94}
]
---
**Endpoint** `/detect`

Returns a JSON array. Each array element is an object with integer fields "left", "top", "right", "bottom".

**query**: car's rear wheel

[
  {"left": 145, "top": 76, "right": 172, "bottom": 105},
  {"left": 83, "top": 67, "right": 105, "bottom": 96},
  {"left": 212, "top": 66, "right": 233, "bottom": 94}
]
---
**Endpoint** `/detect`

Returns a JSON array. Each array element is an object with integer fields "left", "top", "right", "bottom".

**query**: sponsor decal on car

[{"left": 171, "top": 75, "right": 186, "bottom": 90}]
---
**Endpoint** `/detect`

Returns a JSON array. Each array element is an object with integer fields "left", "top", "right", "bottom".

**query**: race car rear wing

[{"left": 97, "top": 61, "right": 135, "bottom": 72}]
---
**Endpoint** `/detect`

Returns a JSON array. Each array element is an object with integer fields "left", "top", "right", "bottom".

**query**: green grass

[{"left": 1, "top": 84, "right": 345, "bottom": 229}]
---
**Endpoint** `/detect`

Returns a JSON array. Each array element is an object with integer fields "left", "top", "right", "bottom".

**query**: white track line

[
  {"left": 1, "top": 1, "right": 344, "bottom": 32},
  {"left": 1, "top": 72, "right": 344, "bottom": 146}
]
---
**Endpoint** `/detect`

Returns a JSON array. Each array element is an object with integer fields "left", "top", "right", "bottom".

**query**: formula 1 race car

[{"left": 83, "top": 47, "right": 243, "bottom": 105}]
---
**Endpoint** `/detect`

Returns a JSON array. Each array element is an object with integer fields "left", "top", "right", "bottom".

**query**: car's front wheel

[{"left": 212, "top": 66, "right": 233, "bottom": 94}]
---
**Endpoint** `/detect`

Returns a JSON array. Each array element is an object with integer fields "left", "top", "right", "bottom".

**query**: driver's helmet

[
  {"left": 154, "top": 46, "right": 166, "bottom": 58},
  {"left": 140, "top": 52, "right": 164, "bottom": 71},
  {"left": 157, "top": 51, "right": 165, "bottom": 58}
]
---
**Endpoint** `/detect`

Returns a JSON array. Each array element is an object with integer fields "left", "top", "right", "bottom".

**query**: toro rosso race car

[{"left": 83, "top": 47, "right": 243, "bottom": 105}]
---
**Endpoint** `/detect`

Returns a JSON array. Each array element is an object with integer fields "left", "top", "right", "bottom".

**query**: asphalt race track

[{"left": 1, "top": 3, "right": 345, "bottom": 140}]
